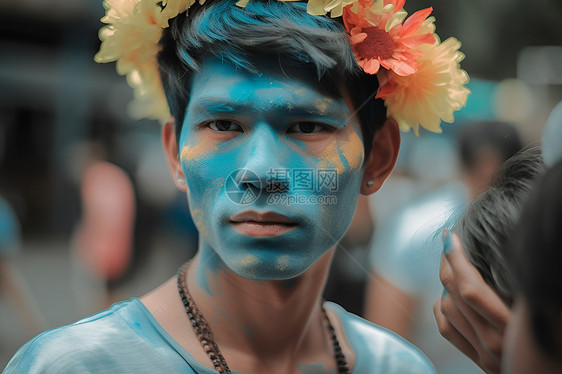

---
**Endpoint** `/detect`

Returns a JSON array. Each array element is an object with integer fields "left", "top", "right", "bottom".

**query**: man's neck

[{"left": 187, "top": 246, "right": 336, "bottom": 362}]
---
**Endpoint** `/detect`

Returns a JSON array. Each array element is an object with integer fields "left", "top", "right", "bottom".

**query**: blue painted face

[{"left": 179, "top": 57, "right": 365, "bottom": 280}]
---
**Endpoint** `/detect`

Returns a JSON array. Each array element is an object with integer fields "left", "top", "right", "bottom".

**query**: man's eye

[
  {"left": 287, "top": 122, "right": 326, "bottom": 134},
  {"left": 207, "top": 120, "right": 243, "bottom": 132}
]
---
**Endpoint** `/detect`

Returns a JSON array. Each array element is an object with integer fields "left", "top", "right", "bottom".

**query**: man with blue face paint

[
  {"left": 4, "top": 1, "right": 469, "bottom": 373},
  {"left": 169, "top": 56, "right": 372, "bottom": 283}
]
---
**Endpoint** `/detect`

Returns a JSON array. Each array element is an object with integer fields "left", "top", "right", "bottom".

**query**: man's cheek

[{"left": 185, "top": 176, "right": 225, "bottom": 242}]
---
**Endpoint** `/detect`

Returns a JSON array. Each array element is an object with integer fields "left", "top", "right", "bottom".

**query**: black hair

[
  {"left": 458, "top": 121, "right": 523, "bottom": 170},
  {"left": 454, "top": 147, "right": 545, "bottom": 307},
  {"left": 156, "top": 0, "right": 386, "bottom": 160},
  {"left": 510, "top": 159, "right": 562, "bottom": 357}
]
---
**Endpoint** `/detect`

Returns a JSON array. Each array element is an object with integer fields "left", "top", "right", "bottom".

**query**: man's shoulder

[
  {"left": 3, "top": 299, "right": 174, "bottom": 373},
  {"left": 34, "top": 299, "right": 138, "bottom": 342},
  {"left": 328, "top": 302, "right": 437, "bottom": 374}
]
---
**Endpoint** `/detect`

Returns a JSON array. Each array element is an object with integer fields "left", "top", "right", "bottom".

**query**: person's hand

[{"left": 433, "top": 232, "right": 511, "bottom": 374}]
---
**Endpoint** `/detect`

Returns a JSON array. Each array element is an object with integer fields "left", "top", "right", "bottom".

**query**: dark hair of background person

[
  {"left": 458, "top": 121, "right": 523, "bottom": 170},
  {"left": 454, "top": 147, "right": 545, "bottom": 307},
  {"left": 510, "top": 159, "right": 562, "bottom": 358},
  {"left": 156, "top": 0, "right": 386, "bottom": 161}
]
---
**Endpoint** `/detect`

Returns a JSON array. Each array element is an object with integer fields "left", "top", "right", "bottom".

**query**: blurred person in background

[
  {"left": 70, "top": 141, "right": 136, "bottom": 313},
  {"left": 433, "top": 101, "right": 562, "bottom": 374},
  {"left": 364, "top": 121, "right": 522, "bottom": 373},
  {"left": 457, "top": 121, "right": 524, "bottom": 201}
]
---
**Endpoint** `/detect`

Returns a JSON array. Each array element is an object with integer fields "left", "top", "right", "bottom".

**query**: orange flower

[
  {"left": 376, "top": 37, "right": 470, "bottom": 134},
  {"left": 343, "top": 0, "right": 435, "bottom": 76}
]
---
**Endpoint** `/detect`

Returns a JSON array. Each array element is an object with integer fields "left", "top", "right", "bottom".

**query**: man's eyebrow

[
  {"left": 192, "top": 98, "right": 237, "bottom": 112},
  {"left": 191, "top": 96, "right": 348, "bottom": 119}
]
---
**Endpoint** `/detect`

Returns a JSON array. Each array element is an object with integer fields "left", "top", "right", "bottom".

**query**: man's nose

[{"left": 237, "top": 126, "right": 291, "bottom": 192}]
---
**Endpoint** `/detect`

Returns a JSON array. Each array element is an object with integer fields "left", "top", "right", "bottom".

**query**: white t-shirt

[{"left": 5, "top": 298, "right": 436, "bottom": 373}]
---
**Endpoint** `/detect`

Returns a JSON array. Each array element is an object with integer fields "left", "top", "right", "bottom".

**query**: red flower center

[{"left": 354, "top": 27, "right": 395, "bottom": 60}]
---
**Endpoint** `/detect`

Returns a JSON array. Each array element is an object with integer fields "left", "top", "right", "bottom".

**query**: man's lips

[
  {"left": 229, "top": 211, "right": 298, "bottom": 237},
  {"left": 229, "top": 211, "right": 296, "bottom": 224}
]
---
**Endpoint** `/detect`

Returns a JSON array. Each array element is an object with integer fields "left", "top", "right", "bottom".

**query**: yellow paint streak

[
  {"left": 190, "top": 208, "right": 209, "bottom": 240},
  {"left": 236, "top": 251, "right": 259, "bottom": 278},
  {"left": 316, "top": 136, "right": 343, "bottom": 171},
  {"left": 338, "top": 129, "right": 364, "bottom": 171},
  {"left": 314, "top": 98, "right": 328, "bottom": 114},
  {"left": 240, "top": 254, "right": 259, "bottom": 267},
  {"left": 276, "top": 255, "right": 290, "bottom": 272},
  {"left": 316, "top": 127, "right": 364, "bottom": 172},
  {"left": 180, "top": 138, "right": 218, "bottom": 163}
]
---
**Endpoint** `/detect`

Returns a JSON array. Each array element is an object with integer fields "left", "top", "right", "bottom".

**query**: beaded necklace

[{"left": 176, "top": 263, "right": 350, "bottom": 373}]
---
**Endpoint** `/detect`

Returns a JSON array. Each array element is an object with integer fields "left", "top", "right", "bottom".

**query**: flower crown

[{"left": 95, "top": 0, "right": 470, "bottom": 134}]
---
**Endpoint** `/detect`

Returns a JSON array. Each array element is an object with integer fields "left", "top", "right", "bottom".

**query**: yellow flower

[
  {"left": 239, "top": 0, "right": 359, "bottom": 17},
  {"left": 299, "top": 0, "right": 359, "bottom": 17},
  {"left": 95, "top": 0, "right": 199, "bottom": 122},
  {"left": 376, "top": 37, "right": 470, "bottom": 134},
  {"left": 125, "top": 60, "right": 170, "bottom": 121}
]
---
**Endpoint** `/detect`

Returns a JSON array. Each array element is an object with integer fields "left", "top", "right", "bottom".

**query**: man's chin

[{"left": 223, "top": 253, "right": 315, "bottom": 281}]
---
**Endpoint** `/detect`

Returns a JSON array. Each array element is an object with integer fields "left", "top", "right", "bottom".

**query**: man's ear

[
  {"left": 361, "top": 117, "right": 400, "bottom": 195},
  {"left": 162, "top": 117, "right": 187, "bottom": 192}
]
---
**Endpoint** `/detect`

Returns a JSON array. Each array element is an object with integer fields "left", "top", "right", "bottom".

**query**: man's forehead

[
  {"left": 192, "top": 57, "right": 318, "bottom": 93},
  {"left": 189, "top": 57, "right": 350, "bottom": 116}
]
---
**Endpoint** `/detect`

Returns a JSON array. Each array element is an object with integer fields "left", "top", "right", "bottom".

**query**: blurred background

[{"left": 0, "top": 0, "right": 561, "bottom": 370}]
